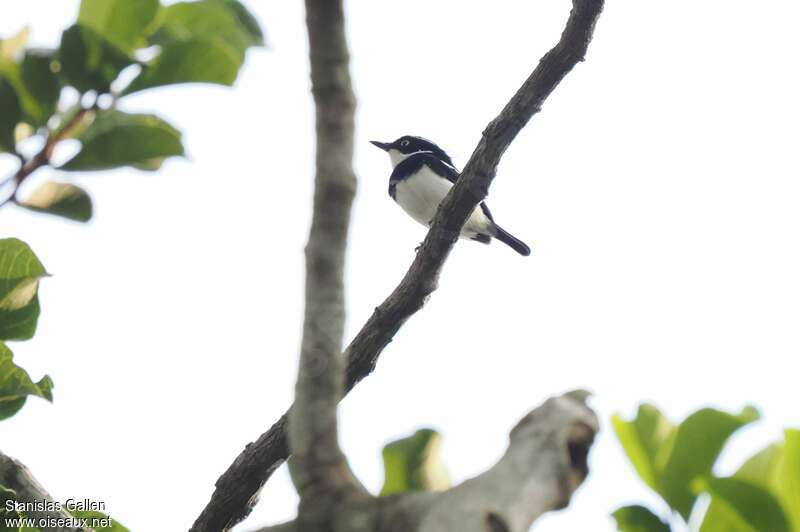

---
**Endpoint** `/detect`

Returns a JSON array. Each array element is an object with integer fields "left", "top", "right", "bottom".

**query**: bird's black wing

[
  {"left": 425, "top": 156, "right": 496, "bottom": 222},
  {"left": 424, "top": 155, "right": 460, "bottom": 184}
]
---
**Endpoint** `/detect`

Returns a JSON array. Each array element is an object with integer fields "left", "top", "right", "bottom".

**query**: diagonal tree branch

[{"left": 191, "top": 1, "right": 603, "bottom": 530}]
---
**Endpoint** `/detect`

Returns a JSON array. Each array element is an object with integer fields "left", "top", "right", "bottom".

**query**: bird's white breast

[{"left": 394, "top": 166, "right": 492, "bottom": 238}]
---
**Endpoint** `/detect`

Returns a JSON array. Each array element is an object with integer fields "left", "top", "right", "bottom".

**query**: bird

[{"left": 370, "top": 135, "right": 531, "bottom": 256}]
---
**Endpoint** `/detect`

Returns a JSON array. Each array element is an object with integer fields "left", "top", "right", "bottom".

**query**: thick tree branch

[
  {"left": 289, "top": 0, "right": 365, "bottom": 527},
  {"left": 0, "top": 450, "right": 89, "bottom": 532},
  {"left": 191, "top": 0, "right": 361, "bottom": 531},
  {"left": 191, "top": 1, "right": 603, "bottom": 530},
  {"left": 414, "top": 391, "right": 597, "bottom": 532},
  {"left": 251, "top": 392, "right": 598, "bottom": 532}
]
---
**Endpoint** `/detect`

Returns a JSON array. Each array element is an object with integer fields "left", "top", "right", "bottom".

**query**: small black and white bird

[{"left": 371, "top": 135, "right": 531, "bottom": 256}]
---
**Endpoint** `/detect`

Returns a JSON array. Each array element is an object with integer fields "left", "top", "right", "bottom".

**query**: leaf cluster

[
  {"left": 0, "top": 0, "right": 262, "bottom": 221},
  {"left": 0, "top": 238, "right": 50, "bottom": 421},
  {"left": 613, "top": 404, "right": 799, "bottom": 532},
  {"left": 1, "top": 3, "right": 262, "bottom": 527},
  {"left": 0, "top": 0, "right": 261, "bottom": 422}
]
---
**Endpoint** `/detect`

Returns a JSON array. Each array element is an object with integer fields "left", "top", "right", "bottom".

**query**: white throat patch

[{"left": 388, "top": 149, "right": 433, "bottom": 167}]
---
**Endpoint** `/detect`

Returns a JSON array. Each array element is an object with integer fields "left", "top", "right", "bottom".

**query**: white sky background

[{"left": 2, "top": 1, "right": 800, "bottom": 530}]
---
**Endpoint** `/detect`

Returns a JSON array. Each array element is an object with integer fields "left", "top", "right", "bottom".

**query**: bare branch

[
  {"left": 0, "top": 450, "right": 90, "bottom": 532},
  {"left": 192, "top": 0, "right": 361, "bottom": 530},
  {"left": 414, "top": 392, "right": 598, "bottom": 532},
  {"left": 250, "top": 392, "right": 598, "bottom": 532},
  {"left": 289, "top": 0, "right": 366, "bottom": 523},
  {"left": 191, "top": 1, "right": 604, "bottom": 530}
]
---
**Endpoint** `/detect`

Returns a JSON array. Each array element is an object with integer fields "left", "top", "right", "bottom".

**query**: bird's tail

[{"left": 493, "top": 224, "right": 531, "bottom": 256}]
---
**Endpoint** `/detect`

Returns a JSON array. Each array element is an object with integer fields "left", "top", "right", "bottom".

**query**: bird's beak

[{"left": 370, "top": 140, "right": 392, "bottom": 151}]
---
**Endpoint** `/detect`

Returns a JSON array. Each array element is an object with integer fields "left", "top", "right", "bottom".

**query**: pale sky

[{"left": 2, "top": 1, "right": 800, "bottom": 531}]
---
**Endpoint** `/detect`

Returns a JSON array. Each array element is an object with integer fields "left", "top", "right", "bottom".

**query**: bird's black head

[{"left": 370, "top": 135, "right": 454, "bottom": 167}]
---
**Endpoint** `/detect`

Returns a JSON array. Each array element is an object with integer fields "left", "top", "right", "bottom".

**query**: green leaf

[
  {"left": 0, "top": 297, "right": 40, "bottom": 343},
  {"left": 0, "top": 341, "right": 53, "bottom": 421},
  {"left": 122, "top": 0, "right": 262, "bottom": 94},
  {"left": 0, "top": 77, "right": 21, "bottom": 151},
  {"left": 59, "top": 25, "right": 132, "bottom": 93},
  {"left": 612, "top": 505, "right": 671, "bottom": 532},
  {"left": 612, "top": 404, "right": 675, "bottom": 493},
  {"left": 212, "top": 0, "right": 264, "bottom": 45},
  {"left": 697, "top": 477, "right": 790, "bottom": 532},
  {"left": 78, "top": 0, "right": 160, "bottom": 54},
  {"left": 613, "top": 405, "right": 759, "bottom": 520},
  {"left": 0, "top": 485, "right": 23, "bottom": 532},
  {"left": 729, "top": 432, "right": 800, "bottom": 532},
  {"left": 61, "top": 110, "right": 183, "bottom": 171},
  {"left": 20, "top": 182, "right": 93, "bottom": 222},
  {"left": 1, "top": 30, "right": 60, "bottom": 131},
  {"left": 68, "top": 509, "right": 128, "bottom": 531},
  {"left": 782, "top": 430, "right": 800, "bottom": 532},
  {"left": 1, "top": 67, "right": 51, "bottom": 131},
  {"left": 123, "top": 38, "right": 243, "bottom": 94},
  {"left": 735, "top": 443, "right": 784, "bottom": 486},
  {"left": 380, "top": 428, "right": 451, "bottom": 496},
  {"left": 659, "top": 406, "right": 759, "bottom": 519},
  {"left": 152, "top": 1, "right": 260, "bottom": 51},
  {"left": 0, "top": 239, "right": 47, "bottom": 341},
  {"left": 21, "top": 50, "right": 60, "bottom": 124}
]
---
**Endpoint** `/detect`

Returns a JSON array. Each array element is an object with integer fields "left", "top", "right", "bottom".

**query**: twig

[
  {"left": 191, "top": 1, "right": 604, "bottom": 530},
  {"left": 0, "top": 105, "right": 94, "bottom": 207}
]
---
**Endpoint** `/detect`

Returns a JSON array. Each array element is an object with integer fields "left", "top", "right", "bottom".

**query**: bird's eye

[{"left": 400, "top": 140, "right": 410, "bottom": 147}]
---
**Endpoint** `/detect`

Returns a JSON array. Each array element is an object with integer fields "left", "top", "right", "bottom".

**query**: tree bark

[
  {"left": 191, "top": 0, "right": 360, "bottom": 530},
  {"left": 289, "top": 1, "right": 367, "bottom": 530}
]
